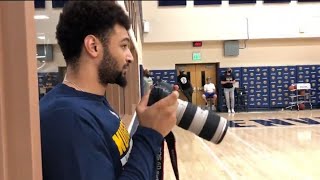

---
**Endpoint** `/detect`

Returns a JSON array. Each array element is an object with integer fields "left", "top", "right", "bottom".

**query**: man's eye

[{"left": 122, "top": 44, "right": 128, "bottom": 49}]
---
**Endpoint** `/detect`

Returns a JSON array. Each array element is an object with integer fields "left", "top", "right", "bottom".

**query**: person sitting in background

[{"left": 202, "top": 77, "right": 217, "bottom": 107}]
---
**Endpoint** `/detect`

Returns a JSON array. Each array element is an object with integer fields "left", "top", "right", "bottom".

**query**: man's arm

[
  {"left": 231, "top": 74, "right": 236, "bottom": 84},
  {"left": 120, "top": 127, "right": 163, "bottom": 179},
  {"left": 41, "top": 109, "right": 162, "bottom": 180},
  {"left": 220, "top": 76, "right": 227, "bottom": 85}
]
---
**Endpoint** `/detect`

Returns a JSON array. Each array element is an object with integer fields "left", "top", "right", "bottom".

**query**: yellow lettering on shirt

[{"left": 112, "top": 121, "right": 130, "bottom": 156}]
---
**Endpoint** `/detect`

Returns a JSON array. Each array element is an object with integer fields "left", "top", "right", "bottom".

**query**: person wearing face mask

[
  {"left": 177, "top": 70, "right": 193, "bottom": 103},
  {"left": 221, "top": 68, "right": 236, "bottom": 113},
  {"left": 40, "top": 2, "right": 179, "bottom": 180}
]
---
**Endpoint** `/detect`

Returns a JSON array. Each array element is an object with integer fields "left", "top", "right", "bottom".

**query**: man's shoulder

[{"left": 40, "top": 96, "right": 88, "bottom": 118}]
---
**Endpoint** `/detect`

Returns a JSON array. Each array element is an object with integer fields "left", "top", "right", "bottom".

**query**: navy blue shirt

[
  {"left": 40, "top": 83, "right": 163, "bottom": 180},
  {"left": 221, "top": 73, "right": 235, "bottom": 89}
]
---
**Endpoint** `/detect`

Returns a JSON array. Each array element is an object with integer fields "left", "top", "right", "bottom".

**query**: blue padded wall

[
  {"left": 296, "top": 65, "right": 311, "bottom": 83},
  {"left": 233, "top": 68, "right": 242, "bottom": 85},
  {"left": 194, "top": 0, "right": 222, "bottom": 5},
  {"left": 38, "top": 72, "right": 59, "bottom": 88},
  {"left": 34, "top": 0, "right": 45, "bottom": 8},
  {"left": 315, "top": 65, "right": 320, "bottom": 106},
  {"left": 38, "top": 72, "right": 59, "bottom": 99},
  {"left": 296, "top": 65, "right": 318, "bottom": 106},
  {"left": 229, "top": 0, "right": 256, "bottom": 4},
  {"left": 309, "top": 65, "right": 318, "bottom": 105},
  {"left": 242, "top": 67, "right": 269, "bottom": 109},
  {"left": 152, "top": 65, "right": 320, "bottom": 111},
  {"left": 149, "top": 70, "right": 177, "bottom": 85},
  {"left": 158, "top": 0, "right": 186, "bottom": 6},
  {"left": 263, "top": 0, "right": 291, "bottom": 3},
  {"left": 52, "top": 0, "right": 68, "bottom": 8},
  {"left": 269, "top": 66, "right": 296, "bottom": 108}
]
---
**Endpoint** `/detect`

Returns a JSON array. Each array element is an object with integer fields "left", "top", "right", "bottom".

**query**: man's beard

[{"left": 98, "top": 47, "right": 128, "bottom": 87}]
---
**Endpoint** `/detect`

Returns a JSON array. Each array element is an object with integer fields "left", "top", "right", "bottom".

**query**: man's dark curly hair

[{"left": 56, "top": 1, "right": 130, "bottom": 68}]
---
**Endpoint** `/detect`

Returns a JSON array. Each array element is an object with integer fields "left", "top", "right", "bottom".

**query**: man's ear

[{"left": 83, "top": 35, "right": 100, "bottom": 58}]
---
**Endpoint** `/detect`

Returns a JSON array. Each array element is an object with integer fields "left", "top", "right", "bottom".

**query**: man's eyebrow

[{"left": 121, "top": 37, "right": 130, "bottom": 43}]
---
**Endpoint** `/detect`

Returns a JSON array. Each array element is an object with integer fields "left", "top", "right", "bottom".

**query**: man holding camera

[{"left": 40, "top": 1, "right": 179, "bottom": 180}]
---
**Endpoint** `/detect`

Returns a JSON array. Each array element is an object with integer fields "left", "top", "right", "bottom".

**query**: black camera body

[
  {"left": 148, "top": 81, "right": 228, "bottom": 144},
  {"left": 147, "top": 81, "right": 173, "bottom": 106}
]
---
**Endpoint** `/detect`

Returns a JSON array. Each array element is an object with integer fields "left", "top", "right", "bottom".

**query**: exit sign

[
  {"left": 193, "top": 41, "right": 202, "bottom": 47},
  {"left": 192, "top": 52, "right": 201, "bottom": 61}
]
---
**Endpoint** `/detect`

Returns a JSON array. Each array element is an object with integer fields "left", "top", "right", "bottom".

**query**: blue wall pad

[
  {"left": 229, "top": 0, "right": 256, "bottom": 4},
  {"left": 38, "top": 72, "right": 59, "bottom": 87},
  {"left": 269, "top": 66, "right": 296, "bottom": 108},
  {"left": 315, "top": 65, "right": 320, "bottom": 106},
  {"left": 242, "top": 66, "right": 269, "bottom": 108},
  {"left": 149, "top": 69, "right": 177, "bottom": 85},
  {"left": 263, "top": 0, "right": 291, "bottom": 3},
  {"left": 151, "top": 65, "right": 320, "bottom": 111},
  {"left": 158, "top": 0, "right": 186, "bottom": 6},
  {"left": 296, "top": 65, "right": 318, "bottom": 106},
  {"left": 52, "top": 0, "right": 68, "bottom": 8},
  {"left": 194, "top": 0, "right": 222, "bottom": 5},
  {"left": 309, "top": 65, "right": 318, "bottom": 105},
  {"left": 34, "top": 0, "right": 45, "bottom": 8}
]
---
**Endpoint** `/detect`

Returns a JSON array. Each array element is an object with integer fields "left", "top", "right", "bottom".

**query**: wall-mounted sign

[{"left": 192, "top": 52, "right": 201, "bottom": 61}]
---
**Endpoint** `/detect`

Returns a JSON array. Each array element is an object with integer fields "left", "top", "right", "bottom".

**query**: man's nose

[{"left": 127, "top": 50, "right": 134, "bottom": 64}]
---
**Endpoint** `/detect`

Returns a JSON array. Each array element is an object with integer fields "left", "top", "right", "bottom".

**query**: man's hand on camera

[{"left": 136, "top": 85, "right": 179, "bottom": 137}]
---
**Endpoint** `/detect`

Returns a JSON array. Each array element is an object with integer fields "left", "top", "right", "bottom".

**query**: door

[
  {"left": 176, "top": 63, "right": 218, "bottom": 106},
  {"left": 195, "top": 64, "right": 217, "bottom": 106}
]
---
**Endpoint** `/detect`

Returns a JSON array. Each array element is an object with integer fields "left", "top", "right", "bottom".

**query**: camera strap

[{"left": 156, "top": 131, "right": 179, "bottom": 180}]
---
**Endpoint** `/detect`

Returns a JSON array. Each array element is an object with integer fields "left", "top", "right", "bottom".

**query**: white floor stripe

[
  {"left": 228, "top": 131, "right": 305, "bottom": 178},
  {"left": 230, "top": 124, "right": 320, "bottom": 130},
  {"left": 197, "top": 136, "right": 237, "bottom": 180}
]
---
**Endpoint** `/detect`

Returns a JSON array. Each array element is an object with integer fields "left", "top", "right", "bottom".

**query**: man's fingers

[
  {"left": 173, "top": 85, "right": 179, "bottom": 91},
  {"left": 156, "top": 91, "right": 179, "bottom": 108},
  {"left": 137, "top": 90, "right": 151, "bottom": 111}
]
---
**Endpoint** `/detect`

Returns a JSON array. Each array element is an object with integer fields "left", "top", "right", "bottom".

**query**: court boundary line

[
  {"left": 197, "top": 137, "right": 237, "bottom": 180},
  {"left": 218, "top": 110, "right": 317, "bottom": 115},
  {"left": 227, "top": 131, "right": 307, "bottom": 178},
  {"left": 229, "top": 124, "right": 320, "bottom": 130}
]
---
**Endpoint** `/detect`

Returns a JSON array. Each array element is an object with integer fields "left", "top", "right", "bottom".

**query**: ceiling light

[{"left": 34, "top": 15, "right": 49, "bottom": 20}]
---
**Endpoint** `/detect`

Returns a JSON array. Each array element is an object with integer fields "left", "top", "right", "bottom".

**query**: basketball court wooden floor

[{"left": 163, "top": 109, "right": 320, "bottom": 180}]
